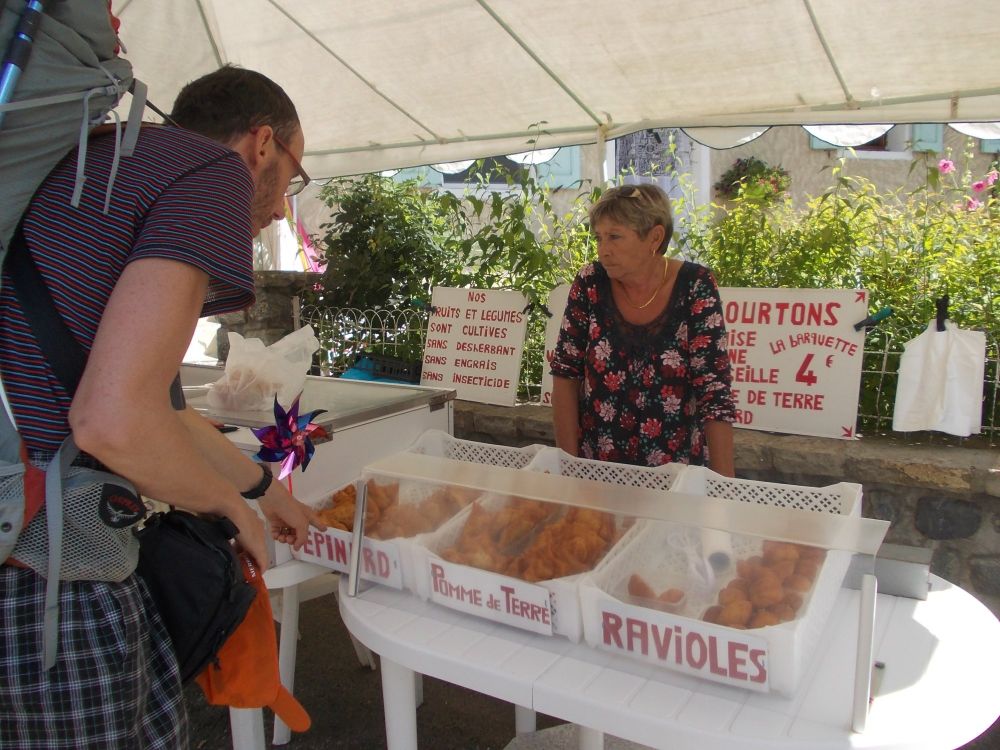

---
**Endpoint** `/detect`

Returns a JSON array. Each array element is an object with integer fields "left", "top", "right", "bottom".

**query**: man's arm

[
  {"left": 176, "top": 406, "right": 325, "bottom": 548},
  {"left": 69, "top": 258, "right": 269, "bottom": 569},
  {"left": 551, "top": 375, "right": 582, "bottom": 456}
]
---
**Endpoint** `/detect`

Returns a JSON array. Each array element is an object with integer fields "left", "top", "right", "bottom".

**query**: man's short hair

[{"left": 170, "top": 65, "right": 300, "bottom": 145}]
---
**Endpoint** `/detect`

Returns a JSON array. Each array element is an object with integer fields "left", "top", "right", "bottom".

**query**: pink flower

[
  {"left": 972, "top": 180, "right": 987, "bottom": 193},
  {"left": 938, "top": 159, "right": 956, "bottom": 174},
  {"left": 965, "top": 197, "right": 983, "bottom": 211},
  {"left": 987, "top": 170, "right": 999, "bottom": 186}
]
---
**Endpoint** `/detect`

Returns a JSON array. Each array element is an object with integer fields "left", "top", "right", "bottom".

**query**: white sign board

[
  {"left": 419, "top": 287, "right": 528, "bottom": 406},
  {"left": 293, "top": 527, "right": 403, "bottom": 589},
  {"left": 539, "top": 283, "right": 571, "bottom": 407},
  {"left": 594, "top": 596, "right": 770, "bottom": 691},
  {"left": 720, "top": 288, "right": 868, "bottom": 439},
  {"left": 427, "top": 558, "right": 554, "bottom": 635}
]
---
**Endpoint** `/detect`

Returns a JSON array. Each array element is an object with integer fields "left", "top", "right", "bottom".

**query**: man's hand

[
  {"left": 257, "top": 478, "right": 326, "bottom": 550},
  {"left": 230, "top": 501, "right": 270, "bottom": 573}
]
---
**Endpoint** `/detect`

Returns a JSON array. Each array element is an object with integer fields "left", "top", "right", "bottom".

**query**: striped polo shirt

[{"left": 0, "top": 126, "right": 256, "bottom": 454}]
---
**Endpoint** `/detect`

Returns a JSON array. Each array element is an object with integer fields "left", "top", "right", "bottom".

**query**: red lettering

[
  {"left": 727, "top": 642, "right": 749, "bottom": 681},
  {"left": 749, "top": 648, "right": 768, "bottom": 683},
  {"left": 651, "top": 622, "right": 672, "bottom": 660},
  {"left": 333, "top": 536, "right": 348, "bottom": 565},
  {"left": 708, "top": 635, "right": 729, "bottom": 677},
  {"left": 602, "top": 611, "right": 624, "bottom": 648},
  {"left": 685, "top": 632, "right": 708, "bottom": 669},
  {"left": 626, "top": 617, "right": 649, "bottom": 656}
]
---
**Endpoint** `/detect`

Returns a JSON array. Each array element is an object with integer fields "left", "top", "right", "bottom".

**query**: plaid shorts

[{"left": 0, "top": 566, "right": 189, "bottom": 749}]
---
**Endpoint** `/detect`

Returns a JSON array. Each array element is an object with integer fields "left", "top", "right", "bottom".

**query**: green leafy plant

[
  {"left": 714, "top": 156, "right": 791, "bottom": 203},
  {"left": 311, "top": 173, "right": 464, "bottom": 310},
  {"left": 688, "top": 145, "right": 999, "bottom": 439}
]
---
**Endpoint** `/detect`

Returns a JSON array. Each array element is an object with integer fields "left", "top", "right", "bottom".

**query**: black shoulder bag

[{"left": 7, "top": 220, "right": 256, "bottom": 684}]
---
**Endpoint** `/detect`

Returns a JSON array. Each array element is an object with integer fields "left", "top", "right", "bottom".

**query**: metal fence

[
  {"left": 301, "top": 305, "right": 429, "bottom": 376},
  {"left": 302, "top": 304, "right": 999, "bottom": 447}
]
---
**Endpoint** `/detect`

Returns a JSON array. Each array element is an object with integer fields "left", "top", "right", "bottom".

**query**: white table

[{"left": 339, "top": 575, "right": 1000, "bottom": 750}]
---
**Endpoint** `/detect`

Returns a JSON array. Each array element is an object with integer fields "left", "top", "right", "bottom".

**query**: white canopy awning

[{"left": 115, "top": 0, "right": 1000, "bottom": 178}]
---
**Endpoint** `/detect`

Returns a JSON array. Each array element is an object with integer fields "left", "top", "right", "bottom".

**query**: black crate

[{"left": 354, "top": 353, "right": 422, "bottom": 383}]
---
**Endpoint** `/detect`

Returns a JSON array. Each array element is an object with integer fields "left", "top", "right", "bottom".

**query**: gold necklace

[{"left": 619, "top": 259, "right": 669, "bottom": 309}]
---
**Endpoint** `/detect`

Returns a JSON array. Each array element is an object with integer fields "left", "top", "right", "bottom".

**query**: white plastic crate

[
  {"left": 414, "top": 492, "right": 637, "bottom": 641},
  {"left": 526, "top": 447, "right": 684, "bottom": 491},
  {"left": 676, "top": 465, "right": 862, "bottom": 516},
  {"left": 292, "top": 479, "right": 455, "bottom": 592},
  {"left": 578, "top": 467, "right": 863, "bottom": 695},
  {"left": 407, "top": 429, "right": 542, "bottom": 468}
]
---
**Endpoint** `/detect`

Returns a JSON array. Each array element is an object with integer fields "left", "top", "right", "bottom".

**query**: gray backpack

[{"left": 0, "top": 0, "right": 146, "bottom": 669}]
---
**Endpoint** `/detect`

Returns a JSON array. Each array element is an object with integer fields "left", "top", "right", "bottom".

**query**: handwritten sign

[
  {"left": 539, "top": 284, "right": 571, "bottom": 407},
  {"left": 420, "top": 287, "right": 528, "bottom": 406},
  {"left": 596, "top": 598, "right": 770, "bottom": 691},
  {"left": 719, "top": 288, "right": 868, "bottom": 439},
  {"left": 427, "top": 558, "right": 554, "bottom": 635},
  {"left": 293, "top": 527, "right": 403, "bottom": 589}
]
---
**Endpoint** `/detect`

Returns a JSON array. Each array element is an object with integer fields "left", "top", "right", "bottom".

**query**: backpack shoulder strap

[{"left": 6, "top": 219, "right": 88, "bottom": 394}]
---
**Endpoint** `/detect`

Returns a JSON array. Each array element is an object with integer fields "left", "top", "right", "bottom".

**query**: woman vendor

[{"left": 550, "top": 183, "right": 736, "bottom": 476}]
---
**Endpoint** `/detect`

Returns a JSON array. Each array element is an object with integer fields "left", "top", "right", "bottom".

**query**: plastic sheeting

[{"left": 113, "top": 0, "right": 1000, "bottom": 178}]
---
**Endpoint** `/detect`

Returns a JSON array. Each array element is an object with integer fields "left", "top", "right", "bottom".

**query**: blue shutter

[
  {"left": 980, "top": 139, "right": 1000, "bottom": 154},
  {"left": 391, "top": 167, "right": 443, "bottom": 187},
  {"left": 534, "top": 146, "right": 581, "bottom": 188},
  {"left": 809, "top": 134, "right": 837, "bottom": 150},
  {"left": 912, "top": 124, "right": 944, "bottom": 153}
]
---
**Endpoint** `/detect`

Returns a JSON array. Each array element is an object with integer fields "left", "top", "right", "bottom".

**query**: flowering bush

[
  {"left": 681, "top": 145, "right": 999, "bottom": 440},
  {"left": 714, "top": 156, "right": 791, "bottom": 202}
]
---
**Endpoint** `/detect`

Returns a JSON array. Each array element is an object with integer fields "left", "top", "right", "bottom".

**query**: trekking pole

[{"left": 0, "top": 0, "right": 47, "bottom": 129}]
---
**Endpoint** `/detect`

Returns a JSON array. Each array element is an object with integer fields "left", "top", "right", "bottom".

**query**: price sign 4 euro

[{"left": 720, "top": 289, "right": 869, "bottom": 439}]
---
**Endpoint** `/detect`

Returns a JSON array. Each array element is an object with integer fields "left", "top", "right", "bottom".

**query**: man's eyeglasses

[{"left": 272, "top": 133, "right": 311, "bottom": 197}]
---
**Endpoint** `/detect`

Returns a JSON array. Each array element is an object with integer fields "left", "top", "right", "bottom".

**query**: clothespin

[
  {"left": 935, "top": 295, "right": 949, "bottom": 332},
  {"left": 853, "top": 307, "right": 893, "bottom": 332}
]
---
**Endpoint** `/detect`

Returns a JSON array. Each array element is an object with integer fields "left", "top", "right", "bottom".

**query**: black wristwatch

[{"left": 240, "top": 463, "right": 273, "bottom": 500}]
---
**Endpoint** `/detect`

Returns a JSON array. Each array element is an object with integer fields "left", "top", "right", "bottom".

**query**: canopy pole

[{"left": 593, "top": 123, "right": 608, "bottom": 187}]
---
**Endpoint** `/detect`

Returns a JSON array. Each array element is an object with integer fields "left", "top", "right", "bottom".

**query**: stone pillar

[{"left": 215, "top": 271, "right": 320, "bottom": 359}]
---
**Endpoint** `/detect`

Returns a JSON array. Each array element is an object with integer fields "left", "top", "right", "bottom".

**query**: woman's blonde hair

[{"left": 588, "top": 183, "right": 674, "bottom": 255}]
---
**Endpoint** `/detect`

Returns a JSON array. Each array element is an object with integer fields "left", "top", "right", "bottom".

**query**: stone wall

[
  {"left": 454, "top": 400, "right": 1000, "bottom": 618},
  {"left": 214, "top": 271, "right": 319, "bottom": 358}
]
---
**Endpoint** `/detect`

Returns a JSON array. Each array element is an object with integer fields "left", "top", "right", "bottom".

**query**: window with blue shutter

[
  {"left": 534, "top": 146, "right": 582, "bottom": 188},
  {"left": 391, "top": 166, "right": 443, "bottom": 187},
  {"left": 911, "top": 124, "right": 944, "bottom": 153},
  {"left": 980, "top": 139, "right": 1000, "bottom": 154},
  {"left": 809, "top": 133, "right": 837, "bottom": 150}
]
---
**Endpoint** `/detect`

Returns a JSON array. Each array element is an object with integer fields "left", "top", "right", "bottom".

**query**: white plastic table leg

[
  {"left": 381, "top": 657, "right": 419, "bottom": 750},
  {"left": 272, "top": 582, "right": 301, "bottom": 746},
  {"left": 514, "top": 705, "right": 536, "bottom": 734},
  {"left": 578, "top": 726, "right": 604, "bottom": 750},
  {"left": 229, "top": 707, "right": 266, "bottom": 750}
]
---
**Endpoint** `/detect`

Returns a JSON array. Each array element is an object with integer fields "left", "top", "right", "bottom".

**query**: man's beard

[{"left": 251, "top": 161, "right": 281, "bottom": 229}]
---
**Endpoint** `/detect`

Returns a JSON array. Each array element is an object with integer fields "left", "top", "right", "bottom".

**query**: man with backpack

[{"left": 0, "top": 64, "right": 324, "bottom": 749}]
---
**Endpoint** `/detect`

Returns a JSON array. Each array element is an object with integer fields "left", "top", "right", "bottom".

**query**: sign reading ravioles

[
  {"left": 719, "top": 288, "right": 868, "bottom": 439},
  {"left": 420, "top": 287, "right": 528, "bottom": 406}
]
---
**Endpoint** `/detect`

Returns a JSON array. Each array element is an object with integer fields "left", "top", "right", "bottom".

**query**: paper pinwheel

[{"left": 252, "top": 393, "right": 328, "bottom": 480}]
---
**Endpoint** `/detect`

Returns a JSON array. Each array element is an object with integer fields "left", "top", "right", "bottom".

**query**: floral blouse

[{"left": 550, "top": 260, "right": 735, "bottom": 467}]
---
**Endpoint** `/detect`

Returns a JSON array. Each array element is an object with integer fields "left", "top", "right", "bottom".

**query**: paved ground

[{"left": 187, "top": 592, "right": 1000, "bottom": 750}]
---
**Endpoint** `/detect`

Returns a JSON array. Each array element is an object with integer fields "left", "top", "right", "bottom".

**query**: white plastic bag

[
  {"left": 892, "top": 320, "right": 986, "bottom": 436},
  {"left": 207, "top": 325, "right": 319, "bottom": 412}
]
